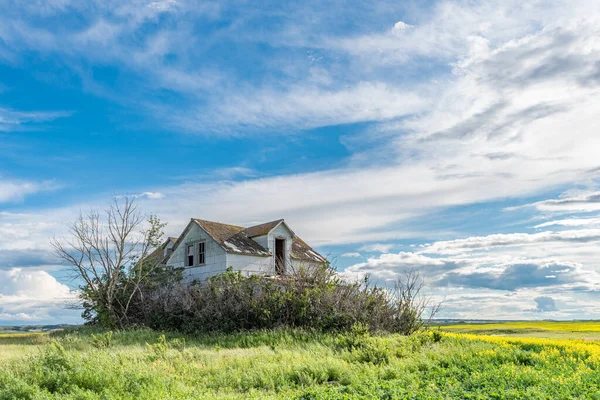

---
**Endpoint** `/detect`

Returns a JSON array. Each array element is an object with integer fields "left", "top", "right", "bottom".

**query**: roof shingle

[
  {"left": 241, "top": 219, "right": 284, "bottom": 238},
  {"left": 169, "top": 218, "right": 325, "bottom": 262},
  {"left": 193, "top": 219, "right": 271, "bottom": 256}
]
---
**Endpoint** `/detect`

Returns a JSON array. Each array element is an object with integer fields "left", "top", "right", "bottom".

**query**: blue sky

[{"left": 2, "top": 0, "right": 600, "bottom": 324}]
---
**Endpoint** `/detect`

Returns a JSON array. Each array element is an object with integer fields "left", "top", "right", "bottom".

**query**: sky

[{"left": 1, "top": 0, "right": 600, "bottom": 325}]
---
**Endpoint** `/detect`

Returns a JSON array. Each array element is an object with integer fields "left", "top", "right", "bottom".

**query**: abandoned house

[{"left": 156, "top": 218, "right": 326, "bottom": 281}]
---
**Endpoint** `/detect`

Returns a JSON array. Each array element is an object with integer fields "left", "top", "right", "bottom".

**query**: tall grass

[{"left": 2, "top": 326, "right": 600, "bottom": 399}]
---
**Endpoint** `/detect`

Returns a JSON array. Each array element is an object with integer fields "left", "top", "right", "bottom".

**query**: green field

[{"left": 1, "top": 323, "right": 600, "bottom": 399}]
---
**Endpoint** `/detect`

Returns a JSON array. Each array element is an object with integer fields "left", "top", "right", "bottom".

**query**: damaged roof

[
  {"left": 146, "top": 236, "right": 179, "bottom": 266},
  {"left": 242, "top": 219, "right": 284, "bottom": 238},
  {"left": 177, "top": 218, "right": 325, "bottom": 262},
  {"left": 193, "top": 218, "right": 271, "bottom": 257},
  {"left": 291, "top": 236, "right": 327, "bottom": 263}
]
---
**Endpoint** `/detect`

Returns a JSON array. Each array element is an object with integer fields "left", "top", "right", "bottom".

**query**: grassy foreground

[{"left": 1, "top": 324, "right": 600, "bottom": 399}]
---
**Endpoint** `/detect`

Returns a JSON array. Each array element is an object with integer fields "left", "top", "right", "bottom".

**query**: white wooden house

[{"left": 159, "top": 218, "right": 326, "bottom": 281}]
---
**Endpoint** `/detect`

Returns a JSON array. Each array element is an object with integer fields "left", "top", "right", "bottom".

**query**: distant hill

[{"left": 0, "top": 324, "right": 80, "bottom": 333}]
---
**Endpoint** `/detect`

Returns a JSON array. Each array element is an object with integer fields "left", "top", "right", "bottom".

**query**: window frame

[
  {"left": 185, "top": 243, "right": 195, "bottom": 267},
  {"left": 197, "top": 241, "right": 206, "bottom": 265},
  {"left": 184, "top": 241, "right": 206, "bottom": 267}
]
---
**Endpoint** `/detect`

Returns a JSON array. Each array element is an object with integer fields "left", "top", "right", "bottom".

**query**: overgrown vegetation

[
  {"left": 52, "top": 197, "right": 169, "bottom": 329},
  {"left": 133, "top": 265, "right": 438, "bottom": 335},
  {"left": 53, "top": 197, "right": 439, "bottom": 335},
  {"left": 2, "top": 326, "right": 600, "bottom": 399}
]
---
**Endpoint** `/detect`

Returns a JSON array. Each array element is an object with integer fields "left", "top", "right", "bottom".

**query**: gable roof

[
  {"left": 167, "top": 218, "right": 325, "bottom": 262},
  {"left": 193, "top": 219, "right": 271, "bottom": 257},
  {"left": 193, "top": 218, "right": 245, "bottom": 244},
  {"left": 146, "top": 236, "right": 179, "bottom": 266},
  {"left": 242, "top": 219, "right": 284, "bottom": 238}
]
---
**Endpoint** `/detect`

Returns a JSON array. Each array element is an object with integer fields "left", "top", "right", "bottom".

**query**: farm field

[
  {"left": 442, "top": 320, "right": 600, "bottom": 340},
  {"left": 1, "top": 323, "right": 600, "bottom": 399}
]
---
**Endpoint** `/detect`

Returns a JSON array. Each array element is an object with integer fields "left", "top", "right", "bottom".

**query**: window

[
  {"left": 197, "top": 241, "right": 205, "bottom": 265},
  {"left": 186, "top": 244, "right": 194, "bottom": 267}
]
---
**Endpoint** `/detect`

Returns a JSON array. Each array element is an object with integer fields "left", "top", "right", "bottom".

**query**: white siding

[
  {"left": 253, "top": 234, "right": 269, "bottom": 250},
  {"left": 166, "top": 222, "right": 227, "bottom": 282},
  {"left": 225, "top": 253, "right": 273, "bottom": 276},
  {"left": 165, "top": 220, "right": 320, "bottom": 281}
]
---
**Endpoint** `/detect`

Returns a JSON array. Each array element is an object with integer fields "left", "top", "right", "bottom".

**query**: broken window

[
  {"left": 186, "top": 244, "right": 194, "bottom": 266},
  {"left": 198, "top": 241, "right": 205, "bottom": 264}
]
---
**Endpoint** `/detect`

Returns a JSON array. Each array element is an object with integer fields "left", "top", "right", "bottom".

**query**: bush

[{"left": 97, "top": 265, "right": 439, "bottom": 335}]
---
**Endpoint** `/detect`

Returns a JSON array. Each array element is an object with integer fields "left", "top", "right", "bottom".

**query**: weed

[{"left": 90, "top": 331, "right": 113, "bottom": 349}]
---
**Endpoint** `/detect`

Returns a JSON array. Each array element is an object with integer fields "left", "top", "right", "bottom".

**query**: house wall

[
  {"left": 225, "top": 253, "right": 273, "bottom": 276},
  {"left": 167, "top": 220, "right": 318, "bottom": 281},
  {"left": 166, "top": 222, "right": 227, "bottom": 282},
  {"left": 252, "top": 234, "right": 269, "bottom": 250}
]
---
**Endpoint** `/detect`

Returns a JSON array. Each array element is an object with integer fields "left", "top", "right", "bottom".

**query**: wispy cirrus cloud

[
  {"left": 0, "top": 179, "right": 61, "bottom": 203},
  {"left": 418, "top": 229, "right": 600, "bottom": 255},
  {"left": 515, "top": 192, "right": 600, "bottom": 213},
  {"left": 0, "top": 107, "right": 71, "bottom": 132}
]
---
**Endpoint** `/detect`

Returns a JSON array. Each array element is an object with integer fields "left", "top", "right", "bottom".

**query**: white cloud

[
  {"left": 418, "top": 229, "right": 600, "bottom": 255},
  {"left": 147, "top": 0, "right": 179, "bottom": 12},
  {"left": 0, "top": 179, "right": 60, "bottom": 204},
  {"left": 139, "top": 192, "right": 165, "bottom": 199},
  {"left": 358, "top": 243, "right": 396, "bottom": 253},
  {"left": 534, "top": 217, "right": 600, "bottom": 229},
  {"left": 0, "top": 268, "right": 79, "bottom": 323},
  {"left": 391, "top": 21, "right": 412, "bottom": 36},
  {"left": 518, "top": 192, "right": 600, "bottom": 213},
  {"left": 0, "top": 107, "right": 71, "bottom": 131},
  {"left": 341, "top": 252, "right": 361, "bottom": 258},
  {"left": 187, "top": 82, "right": 430, "bottom": 132},
  {"left": 533, "top": 296, "right": 558, "bottom": 312}
]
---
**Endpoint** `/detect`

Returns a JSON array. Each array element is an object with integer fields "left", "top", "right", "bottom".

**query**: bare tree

[
  {"left": 52, "top": 197, "right": 165, "bottom": 328},
  {"left": 390, "top": 269, "right": 443, "bottom": 334}
]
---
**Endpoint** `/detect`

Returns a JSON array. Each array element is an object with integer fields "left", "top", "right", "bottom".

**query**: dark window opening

[
  {"left": 186, "top": 244, "right": 194, "bottom": 267},
  {"left": 198, "top": 242, "right": 205, "bottom": 264},
  {"left": 275, "top": 238, "right": 285, "bottom": 275}
]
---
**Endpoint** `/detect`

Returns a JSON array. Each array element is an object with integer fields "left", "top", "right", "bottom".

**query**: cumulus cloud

[
  {"left": 534, "top": 296, "right": 558, "bottom": 312},
  {"left": 0, "top": 268, "right": 79, "bottom": 323},
  {"left": 341, "top": 252, "right": 465, "bottom": 283},
  {"left": 391, "top": 21, "right": 412, "bottom": 36},
  {"left": 0, "top": 249, "right": 57, "bottom": 268},
  {"left": 437, "top": 262, "right": 580, "bottom": 291}
]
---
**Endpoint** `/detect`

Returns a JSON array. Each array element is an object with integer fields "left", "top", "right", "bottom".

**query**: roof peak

[{"left": 192, "top": 217, "right": 245, "bottom": 229}]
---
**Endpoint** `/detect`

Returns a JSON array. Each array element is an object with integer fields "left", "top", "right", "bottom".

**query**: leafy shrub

[
  {"left": 146, "top": 334, "right": 169, "bottom": 359},
  {"left": 335, "top": 322, "right": 371, "bottom": 351},
  {"left": 90, "top": 331, "right": 113, "bottom": 349},
  {"left": 125, "top": 265, "right": 439, "bottom": 335}
]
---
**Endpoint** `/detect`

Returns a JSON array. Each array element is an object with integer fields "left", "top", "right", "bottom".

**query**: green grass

[{"left": 1, "top": 323, "right": 600, "bottom": 399}]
